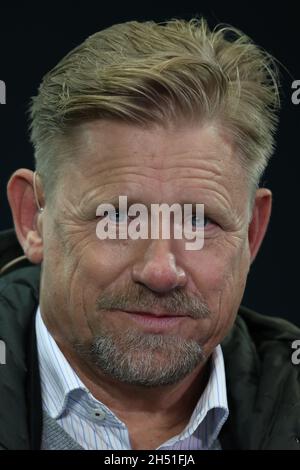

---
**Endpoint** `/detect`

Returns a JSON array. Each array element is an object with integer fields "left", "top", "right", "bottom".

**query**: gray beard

[{"left": 74, "top": 329, "right": 206, "bottom": 387}]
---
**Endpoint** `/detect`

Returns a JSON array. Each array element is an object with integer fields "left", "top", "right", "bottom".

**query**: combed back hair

[{"left": 29, "top": 18, "right": 281, "bottom": 201}]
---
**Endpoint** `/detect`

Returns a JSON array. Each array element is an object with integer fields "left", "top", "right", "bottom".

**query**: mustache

[{"left": 96, "top": 285, "right": 211, "bottom": 319}]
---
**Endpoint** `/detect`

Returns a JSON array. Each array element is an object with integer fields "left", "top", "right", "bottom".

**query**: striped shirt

[{"left": 36, "top": 306, "right": 228, "bottom": 450}]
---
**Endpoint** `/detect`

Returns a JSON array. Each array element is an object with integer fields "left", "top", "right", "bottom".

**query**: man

[{"left": 0, "top": 17, "right": 300, "bottom": 450}]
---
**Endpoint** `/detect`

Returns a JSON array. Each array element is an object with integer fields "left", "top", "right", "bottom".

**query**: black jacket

[{"left": 0, "top": 228, "right": 300, "bottom": 450}]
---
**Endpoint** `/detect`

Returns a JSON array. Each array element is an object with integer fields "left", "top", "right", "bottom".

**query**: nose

[{"left": 131, "top": 239, "right": 187, "bottom": 293}]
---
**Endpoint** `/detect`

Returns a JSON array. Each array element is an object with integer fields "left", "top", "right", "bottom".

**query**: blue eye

[
  {"left": 108, "top": 209, "right": 127, "bottom": 223},
  {"left": 191, "top": 215, "right": 209, "bottom": 228}
]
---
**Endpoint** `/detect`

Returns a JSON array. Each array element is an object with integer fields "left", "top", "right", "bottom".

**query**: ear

[
  {"left": 7, "top": 169, "right": 44, "bottom": 264},
  {"left": 248, "top": 188, "right": 272, "bottom": 263}
]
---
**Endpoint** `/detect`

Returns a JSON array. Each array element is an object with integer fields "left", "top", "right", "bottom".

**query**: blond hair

[{"left": 29, "top": 18, "right": 280, "bottom": 199}]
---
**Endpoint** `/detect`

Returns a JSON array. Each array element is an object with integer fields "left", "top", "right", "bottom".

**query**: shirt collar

[
  {"left": 36, "top": 306, "right": 88, "bottom": 419},
  {"left": 159, "top": 342, "right": 228, "bottom": 448},
  {"left": 184, "top": 342, "right": 228, "bottom": 447}
]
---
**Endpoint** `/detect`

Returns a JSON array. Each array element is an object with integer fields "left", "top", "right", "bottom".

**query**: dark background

[{"left": 0, "top": 2, "right": 299, "bottom": 325}]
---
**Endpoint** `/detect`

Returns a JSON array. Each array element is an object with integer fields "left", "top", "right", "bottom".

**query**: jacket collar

[{"left": 0, "top": 264, "right": 42, "bottom": 450}]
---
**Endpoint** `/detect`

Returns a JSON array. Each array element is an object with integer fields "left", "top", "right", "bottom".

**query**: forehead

[
  {"left": 62, "top": 119, "right": 249, "bottom": 208},
  {"left": 66, "top": 119, "right": 242, "bottom": 170}
]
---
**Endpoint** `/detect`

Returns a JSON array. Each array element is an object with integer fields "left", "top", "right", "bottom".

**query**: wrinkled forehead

[
  {"left": 52, "top": 119, "right": 251, "bottom": 213},
  {"left": 62, "top": 119, "right": 244, "bottom": 174}
]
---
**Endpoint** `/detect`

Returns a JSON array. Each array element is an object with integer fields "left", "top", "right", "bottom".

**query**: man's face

[{"left": 40, "top": 119, "right": 252, "bottom": 386}]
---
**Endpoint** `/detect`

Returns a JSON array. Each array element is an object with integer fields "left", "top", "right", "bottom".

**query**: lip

[
  {"left": 120, "top": 310, "right": 190, "bottom": 331},
  {"left": 122, "top": 309, "right": 191, "bottom": 318}
]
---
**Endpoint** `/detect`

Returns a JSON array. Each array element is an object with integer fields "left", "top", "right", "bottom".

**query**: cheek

[
  {"left": 191, "top": 238, "right": 250, "bottom": 314},
  {"left": 189, "top": 243, "right": 250, "bottom": 354},
  {"left": 79, "top": 241, "right": 129, "bottom": 283},
  {"left": 69, "top": 241, "right": 131, "bottom": 313}
]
